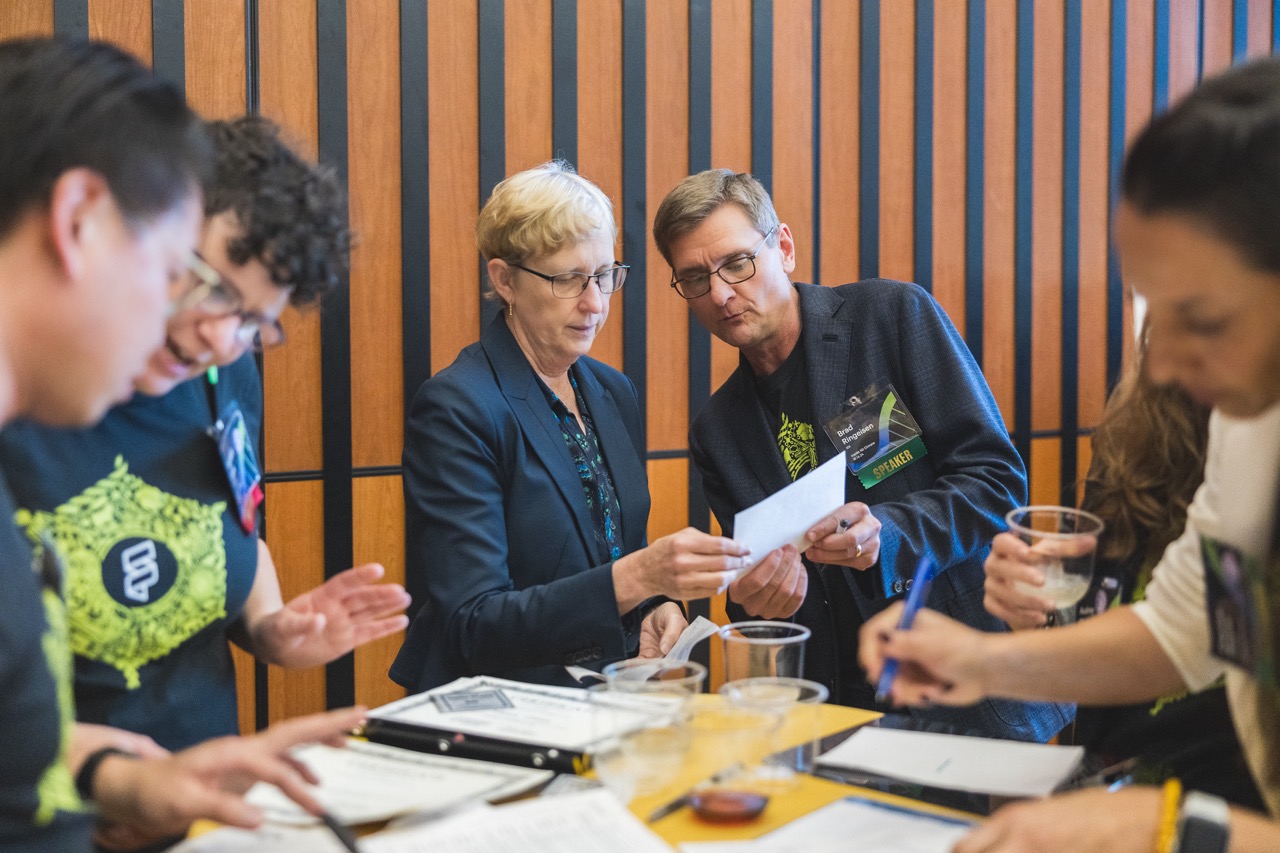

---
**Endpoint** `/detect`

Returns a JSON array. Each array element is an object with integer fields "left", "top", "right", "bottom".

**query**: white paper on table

[
  {"left": 817, "top": 727, "right": 1084, "bottom": 799},
  {"left": 370, "top": 676, "right": 662, "bottom": 751},
  {"left": 168, "top": 825, "right": 348, "bottom": 853},
  {"left": 362, "top": 788, "right": 674, "bottom": 853},
  {"left": 244, "top": 738, "right": 552, "bottom": 825},
  {"left": 728, "top": 454, "right": 847, "bottom": 582},
  {"left": 678, "top": 796, "right": 974, "bottom": 853}
]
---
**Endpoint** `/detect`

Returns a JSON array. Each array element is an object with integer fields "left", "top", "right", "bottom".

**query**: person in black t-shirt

[
  {"left": 0, "top": 118, "right": 409, "bottom": 777},
  {"left": 0, "top": 37, "right": 371, "bottom": 853}
]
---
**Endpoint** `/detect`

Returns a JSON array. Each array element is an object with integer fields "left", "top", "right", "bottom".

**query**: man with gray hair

[{"left": 654, "top": 169, "right": 1069, "bottom": 741}]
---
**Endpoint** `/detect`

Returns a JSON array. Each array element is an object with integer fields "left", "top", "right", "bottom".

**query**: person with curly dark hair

[{"left": 0, "top": 113, "right": 408, "bottom": 846}]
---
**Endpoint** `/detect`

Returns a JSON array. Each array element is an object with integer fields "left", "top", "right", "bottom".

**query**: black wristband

[{"left": 75, "top": 747, "right": 132, "bottom": 801}]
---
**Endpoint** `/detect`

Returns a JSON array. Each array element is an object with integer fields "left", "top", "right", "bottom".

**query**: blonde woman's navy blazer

[{"left": 391, "top": 314, "right": 652, "bottom": 692}]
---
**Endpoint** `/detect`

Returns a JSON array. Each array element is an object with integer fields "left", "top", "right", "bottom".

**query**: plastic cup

[
  {"left": 1005, "top": 506, "right": 1105, "bottom": 610},
  {"left": 720, "top": 677, "right": 829, "bottom": 785},
  {"left": 718, "top": 621, "right": 810, "bottom": 683}
]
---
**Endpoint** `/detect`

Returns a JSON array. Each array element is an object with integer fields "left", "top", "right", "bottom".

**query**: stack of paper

[
  {"left": 243, "top": 738, "right": 551, "bottom": 825},
  {"left": 816, "top": 728, "right": 1084, "bottom": 798}
]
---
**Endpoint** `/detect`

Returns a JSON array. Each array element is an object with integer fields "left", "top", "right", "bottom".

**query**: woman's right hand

[
  {"left": 984, "top": 532, "right": 1054, "bottom": 629},
  {"left": 613, "top": 527, "right": 751, "bottom": 609}
]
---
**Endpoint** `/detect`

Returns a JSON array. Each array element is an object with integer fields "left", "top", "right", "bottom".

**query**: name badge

[
  {"left": 823, "top": 381, "right": 928, "bottom": 488},
  {"left": 1200, "top": 535, "right": 1275, "bottom": 686},
  {"left": 209, "top": 402, "right": 263, "bottom": 534}
]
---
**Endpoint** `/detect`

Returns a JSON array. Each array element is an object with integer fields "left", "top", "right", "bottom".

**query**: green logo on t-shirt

[
  {"left": 777, "top": 412, "right": 817, "bottom": 481},
  {"left": 16, "top": 456, "right": 228, "bottom": 688}
]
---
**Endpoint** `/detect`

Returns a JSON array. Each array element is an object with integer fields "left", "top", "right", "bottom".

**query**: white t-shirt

[{"left": 1134, "top": 403, "right": 1280, "bottom": 815}]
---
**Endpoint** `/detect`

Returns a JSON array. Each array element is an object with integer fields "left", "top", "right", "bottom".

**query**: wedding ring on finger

[{"left": 852, "top": 541, "right": 863, "bottom": 559}]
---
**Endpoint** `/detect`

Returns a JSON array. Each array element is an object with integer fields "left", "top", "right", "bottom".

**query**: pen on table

[
  {"left": 319, "top": 811, "right": 361, "bottom": 853},
  {"left": 874, "top": 556, "right": 939, "bottom": 705},
  {"left": 647, "top": 790, "right": 693, "bottom": 823}
]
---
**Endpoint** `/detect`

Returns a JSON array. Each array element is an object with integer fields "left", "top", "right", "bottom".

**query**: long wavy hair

[{"left": 1082, "top": 324, "right": 1211, "bottom": 568}]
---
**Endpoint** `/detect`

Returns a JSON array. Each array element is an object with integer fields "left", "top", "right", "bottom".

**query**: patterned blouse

[{"left": 543, "top": 371, "right": 624, "bottom": 562}]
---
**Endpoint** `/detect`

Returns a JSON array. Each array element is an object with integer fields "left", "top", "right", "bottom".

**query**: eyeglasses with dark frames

[
  {"left": 669, "top": 225, "right": 778, "bottom": 300},
  {"left": 509, "top": 262, "right": 630, "bottom": 299},
  {"left": 180, "top": 251, "right": 286, "bottom": 352}
]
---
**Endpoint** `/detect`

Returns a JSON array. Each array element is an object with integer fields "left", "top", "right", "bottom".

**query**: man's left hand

[
  {"left": 805, "top": 502, "right": 881, "bottom": 570},
  {"left": 728, "top": 544, "right": 807, "bottom": 618}
]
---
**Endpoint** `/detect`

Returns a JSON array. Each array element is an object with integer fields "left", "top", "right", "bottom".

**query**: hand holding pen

[
  {"left": 804, "top": 502, "right": 881, "bottom": 569},
  {"left": 874, "top": 557, "right": 938, "bottom": 704},
  {"left": 858, "top": 566, "right": 998, "bottom": 708}
]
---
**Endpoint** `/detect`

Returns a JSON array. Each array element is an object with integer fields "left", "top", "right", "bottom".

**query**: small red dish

[{"left": 689, "top": 789, "right": 769, "bottom": 823}]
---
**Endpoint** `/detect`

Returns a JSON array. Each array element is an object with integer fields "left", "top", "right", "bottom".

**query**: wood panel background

[{"left": 4, "top": 0, "right": 1277, "bottom": 726}]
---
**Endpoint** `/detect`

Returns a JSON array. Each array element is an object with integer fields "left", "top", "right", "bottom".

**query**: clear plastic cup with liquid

[{"left": 1006, "top": 505, "right": 1105, "bottom": 609}]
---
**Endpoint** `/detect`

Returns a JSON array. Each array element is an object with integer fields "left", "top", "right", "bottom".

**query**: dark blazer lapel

[
  {"left": 799, "top": 284, "right": 856, "bottom": 465},
  {"left": 724, "top": 357, "right": 792, "bottom": 493},
  {"left": 480, "top": 316, "right": 602, "bottom": 560},
  {"left": 575, "top": 363, "right": 648, "bottom": 550}
]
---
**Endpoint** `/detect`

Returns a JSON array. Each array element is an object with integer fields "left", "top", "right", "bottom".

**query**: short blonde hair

[{"left": 476, "top": 160, "right": 616, "bottom": 264}]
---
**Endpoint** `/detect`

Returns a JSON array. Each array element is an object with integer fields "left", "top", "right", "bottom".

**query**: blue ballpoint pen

[{"left": 875, "top": 557, "right": 939, "bottom": 704}]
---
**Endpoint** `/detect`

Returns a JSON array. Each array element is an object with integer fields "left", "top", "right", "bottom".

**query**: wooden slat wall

[{"left": 3, "top": 0, "right": 1276, "bottom": 721}]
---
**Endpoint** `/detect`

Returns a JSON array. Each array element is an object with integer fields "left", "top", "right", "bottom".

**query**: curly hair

[
  {"left": 1082, "top": 328, "right": 1211, "bottom": 568},
  {"left": 203, "top": 115, "right": 350, "bottom": 306}
]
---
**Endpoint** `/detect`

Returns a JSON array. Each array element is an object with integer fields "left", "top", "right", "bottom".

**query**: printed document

[{"left": 244, "top": 738, "right": 551, "bottom": 825}]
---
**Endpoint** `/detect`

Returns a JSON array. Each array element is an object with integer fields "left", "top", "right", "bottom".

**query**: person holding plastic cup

[{"left": 860, "top": 57, "right": 1280, "bottom": 852}]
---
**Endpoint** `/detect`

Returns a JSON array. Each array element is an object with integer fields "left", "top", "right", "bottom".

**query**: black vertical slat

[
  {"left": 478, "top": 0, "right": 505, "bottom": 326},
  {"left": 858, "top": 0, "right": 880, "bottom": 279},
  {"left": 914, "top": 0, "right": 934, "bottom": 294},
  {"left": 964, "top": 0, "right": 985, "bottom": 364},
  {"left": 151, "top": 0, "right": 185, "bottom": 93},
  {"left": 687, "top": 0, "right": 712, "bottom": 538},
  {"left": 751, "top": 0, "right": 773, "bottom": 192},
  {"left": 316, "top": 0, "right": 354, "bottom": 711},
  {"left": 245, "top": 0, "right": 260, "bottom": 115},
  {"left": 1013, "top": 0, "right": 1034, "bottom": 471},
  {"left": 1061, "top": 0, "right": 1082, "bottom": 503},
  {"left": 401, "top": 0, "right": 432, "bottom": 415},
  {"left": 244, "top": 0, "right": 269, "bottom": 733},
  {"left": 684, "top": 0, "right": 713, "bottom": 668},
  {"left": 552, "top": 0, "right": 578, "bottom": 166},
  {"left": 53, "top": 0, "right": 88, "bottom": 39},
  {"left": 621, "top": 0, "right": 647, "bottom": 441},
  {"left": 1105, "top": 0, "right": 1127, "bottom": 392}
]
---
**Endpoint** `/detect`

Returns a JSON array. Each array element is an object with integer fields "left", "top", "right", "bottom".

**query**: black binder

[{"left": 358, "top": 716, "right": 589, "bottom": 775}]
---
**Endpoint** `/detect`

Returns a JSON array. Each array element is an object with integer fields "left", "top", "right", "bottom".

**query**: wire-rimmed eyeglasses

[
  {"left": 510, "top": 262, "right": 629, "bottom": 299},
  {"left": 670, "top": 225, "right": 777, "bottom": 300}
]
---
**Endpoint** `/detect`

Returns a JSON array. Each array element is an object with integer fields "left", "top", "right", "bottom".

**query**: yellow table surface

[
  {"left": 194, "top": 700, "right": 978, "bottom": 846},
  {"left": 621, "top": 698, "right": 973, "bottom": 845},
  {"left": 629, "top": 698, "right": 880, "bottom": 842}
]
